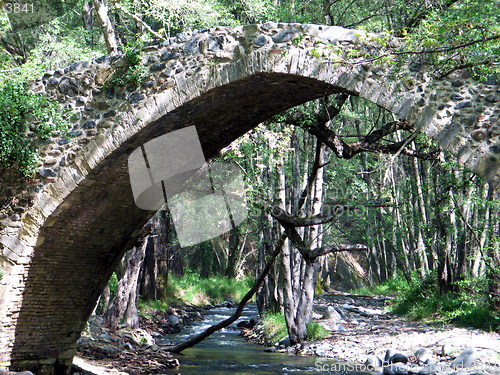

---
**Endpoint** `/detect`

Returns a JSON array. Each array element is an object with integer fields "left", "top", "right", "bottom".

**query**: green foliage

[
  {"left": 261, "top": 312, "right": 288, "bottom": 344},
  {"left": 163, "top": 270, "right": 254, "bottom": 305},
  {"left": 136, "top": 0, "right": 237, "bottom": 37},
  {"left": 261, "top": 312, "right": 329, "bottom": 343},
  {"left": 353, "top": 271, "right": 499, "bottom": 330},
  {"left": 108, "top": 272, "right": 118, "bottom": 299},
  {"left": 306, "top": 321, "right": 329, "bottom": 341},
  {"left": 407, "top": 0, "right": 499, "bottom": 78},
  {"left": 107, "top": 42, "right": 147, "bottom": 87},
  {"left": 0, "top": 17, "right": 104, "bottom": 85},
  {"left": 138, "top": 299, "right": 169, "bottom": 319},
  {"left": 0, "top": 80, "right": 69, "bottom": 176},
  {"left": 352, "top": 271, "right": 413, "bottom": 296}
]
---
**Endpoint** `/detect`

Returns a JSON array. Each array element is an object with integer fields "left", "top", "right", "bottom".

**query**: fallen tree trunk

[{"left": 165, "top": 233, "right": 287, "bottom": 353}]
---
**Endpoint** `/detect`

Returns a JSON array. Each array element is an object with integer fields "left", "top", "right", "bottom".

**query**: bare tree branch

[
  {"left": 284, "top": 225, "right": 367, "bottom": 264},
  {"left": 110, "top": 0, "right": 166, "bottom": 41}
]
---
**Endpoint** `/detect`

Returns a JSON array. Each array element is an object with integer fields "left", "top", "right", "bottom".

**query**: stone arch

[{"left": 0, "top": 23, "right": 497, "bottom": 373}]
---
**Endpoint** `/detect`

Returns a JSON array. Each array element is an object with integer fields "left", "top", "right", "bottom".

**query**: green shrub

[
  {"left": 138, "top": 299, "right": 169, "bottom": 319},
  {"left": 261, "top": 312, "right": 288, "bottom": 344},
  {"left": 352, "top": 271, "right": 414, "bottom": 296},
  {"left": 0, "top": 80, "right": 69, "bottom": 176},
  {"left": 306, "top": 321, "right": 329, "bottom": 341},
  {"left": 107, "top": 42, "right": 147, "bottom": 87}
]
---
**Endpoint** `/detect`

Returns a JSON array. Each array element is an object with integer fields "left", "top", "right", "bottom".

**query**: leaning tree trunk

[
  {"left": 104, "top": 235, "right": 150, "bottom": 330},
  {"left": 92, "top": 0, "right": 119, "bottom": 54},
  {"left": 167, "top": 234, "right": 288, "bottom": 353}
]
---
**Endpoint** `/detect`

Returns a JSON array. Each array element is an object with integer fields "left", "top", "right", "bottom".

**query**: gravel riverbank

[{"left": 242, "top": 292, "right": 500, "bottom": 375}]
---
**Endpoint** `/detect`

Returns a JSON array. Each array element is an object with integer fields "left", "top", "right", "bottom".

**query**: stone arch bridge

[{"left": 0, "top": 22, "right": 498, "bottom": 373}]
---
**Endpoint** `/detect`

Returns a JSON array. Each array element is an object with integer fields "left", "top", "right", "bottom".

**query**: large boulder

[
  {"left": 167, "top": 314, "right": 181, "bottom": 327},
  {"left": 385, "top": 349, "right": 396, "bottom": 363},
  {"left": 365, "top": 355, "right": 383, "bottom": 371},
  {"left": 323, "top": 306, "right": 343, "bottom": 322},
  {"left": 452, "top": 348, "right": 478, "bottom": 369}
]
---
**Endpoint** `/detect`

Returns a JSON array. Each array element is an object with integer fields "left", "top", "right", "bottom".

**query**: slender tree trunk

[
  {"left": 104, "top": 235, "right": 150, "bottom": 330},
  {"left": 486, "top": 186, "right": 500, "bottom": 310},
  {"left": 92, "top": 0, "right": 119, "bottom": 54},
  {"left": 82, "top": 1, "right": 93, "bottom": 30},
  {"left": 226, "top": 226, "right": 241, "bottom": 278},
  {"left": 472, "top": 184, "right": 490, "bottom": 277},
  {"left": 99, "top": 283, "right": 111, "bottom": 314},
  {"left": 433, "top": 170, "right": 453, "bottom": 294},
  {"left": 256, "top": 158, "right": 281, "bottom": 314}
]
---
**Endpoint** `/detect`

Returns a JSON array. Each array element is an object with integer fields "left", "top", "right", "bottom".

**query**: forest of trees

[{"left": 1, "top": 0, "right": 498, "bottom": 345}]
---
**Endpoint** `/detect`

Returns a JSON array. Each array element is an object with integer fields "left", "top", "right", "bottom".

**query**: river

[{"left": 161, "top": 305, "right": 362, "bottom": 375}]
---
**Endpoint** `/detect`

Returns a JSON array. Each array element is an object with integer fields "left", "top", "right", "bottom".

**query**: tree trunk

[
  {"left": 256, "top": 162, "right": 281, "bottom": 314},
  {"left": 433, "top": 170, "right": 453, "bottom": 294},
  {"left": 225, "top": 226, "right": 241, "bottom": 278},
  {"left": 92, "top": 0, "right": 119, "bottom": 54},
  {"left": 486, "top": 185, "right": 500, "bottom": 310},
  {"left": 82, "top": 1, "right": 93, "bottom": 30},
  {"left": 283, "top": 141, "right": 328, "bottom": 345},
  {"left": 167, "top": 234, "right": 288, "bottom": 353},
  {"left": 104, "top": 235, "right": 150, "bottom": 330},
  {"left": 472, "top": 183, "right": 490, "bottom": 277}
]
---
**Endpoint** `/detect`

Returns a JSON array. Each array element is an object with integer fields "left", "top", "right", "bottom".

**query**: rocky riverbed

[
  {"left": 73, "top": 304, "right": 205, "bottom": 374},
  {"left": 241, "top": 292, "right": 500, "bottom": 375}
]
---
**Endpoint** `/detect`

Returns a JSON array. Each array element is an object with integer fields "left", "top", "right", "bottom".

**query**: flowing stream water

[{"left": 161, "top": 305, "right": 359, "bottom": 375}]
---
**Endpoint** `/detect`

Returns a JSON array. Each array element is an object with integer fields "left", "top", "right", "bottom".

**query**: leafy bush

[
  {"left": 0, "top": 81, "right": 69, "bottom": 176},
  {"left": 261, "top": 312, "right": 288, "bottom": 344},
  {"left": 306, "top": 321, "right": 329, "bottom": 341},
  {"left": 352, "top": 271, "right": 413, "bottom": 296},
  {"left": 107, "top": 42, "right": 147, "bottom": 87},
  {"left": 138, "top": 299, "right": 169, "bottom": 319}
]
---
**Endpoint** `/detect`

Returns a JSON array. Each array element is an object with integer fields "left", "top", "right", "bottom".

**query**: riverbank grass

[
  {"left": 352, "top": 272, "right": 499, "bottom": 331},
  {"left": 261, "top": 312, "right": 329, "bottom": 344},
  {"left": 164, "top": 270, "right": 254, "bottom": 306}
]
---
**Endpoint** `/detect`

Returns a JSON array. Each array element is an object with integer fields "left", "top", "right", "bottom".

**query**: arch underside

[{"left": 10, "top": 72, "right": 344, "bottom": 365}]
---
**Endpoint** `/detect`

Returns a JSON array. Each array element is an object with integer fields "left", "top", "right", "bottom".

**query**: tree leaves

[{"left": 0, "top": 80, "right": 69, "bottom": 176}]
